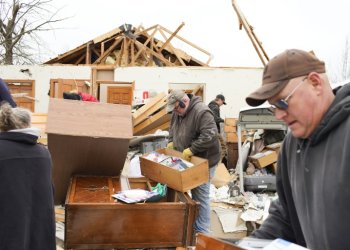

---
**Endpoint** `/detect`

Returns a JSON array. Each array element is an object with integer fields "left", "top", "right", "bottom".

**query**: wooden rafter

[
  {"left": 134, "top": 27, "right": 158, "bottom": 63},
  {"left": 158, "top": 22, "right": 185, "bottom": 53},
  {"left": 133, "top": 42, "right": 150, "bottom": 65},
  {"left": 133, "top": 40, "right": 173, "bottom": 66},
  {"left": 45, "top": 23, "right": 211, "bottom": 67},
  {"left": 93, "top": 37, "right": 123, "bottom": 64},
  {"left": 231, "top": 0, "right": 269, "bottom": 66},
  {"left": 158, "top": 24, "right": 212, "bottom": 65},
  {"left": 91, "top": 47, "right": 101, "bottom": 58},
  {"left": 75, "top": 53, "right": 85, "bottom": 65},
  {"left": 158, "top": 29, "right": 186, "bottom": 66}
]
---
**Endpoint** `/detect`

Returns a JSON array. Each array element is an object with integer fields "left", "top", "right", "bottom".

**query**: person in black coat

[
  {"left": 0, "top": 78, "right": 17, "bottom": 107},
  {"left": 208, "top": 94, "right": 227, "bottom": 161},
  {"left": 0, "top": 103, "right": 56, "bottom": 250}
]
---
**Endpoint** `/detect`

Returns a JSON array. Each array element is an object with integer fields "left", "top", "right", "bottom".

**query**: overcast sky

[{"left": 44, "top": 0, "right": 350, "bottom": 81}]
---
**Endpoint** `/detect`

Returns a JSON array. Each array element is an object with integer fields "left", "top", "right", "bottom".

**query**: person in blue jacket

[
  {"left": 0, "top": 78, "right": 17, "bottom": 107},
  {"left": 245, "top": 49, "right": 350, "bottom": 250}
]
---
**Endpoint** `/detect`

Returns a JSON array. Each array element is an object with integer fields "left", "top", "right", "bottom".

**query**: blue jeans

[{"left": 191, "top": 165, "right": 217, "bottom": 233}]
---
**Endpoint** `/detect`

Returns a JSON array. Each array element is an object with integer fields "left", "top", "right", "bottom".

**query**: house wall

[
  {"left": 0, "top": 65, "right": 91, "bottom": 113},
  {"left": 112, "top": 67, "right": 263, "bottom": 118},
  {"left": 0, "top": 65, "right": 263, "bottom": 118}
]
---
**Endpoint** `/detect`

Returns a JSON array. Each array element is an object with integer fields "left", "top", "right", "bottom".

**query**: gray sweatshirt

[
  {"left": 252, "top": 83, "right": 350, "bottom": 249},
  {"left": 169, "top": 95, "right": 220, "bottom": 168}
]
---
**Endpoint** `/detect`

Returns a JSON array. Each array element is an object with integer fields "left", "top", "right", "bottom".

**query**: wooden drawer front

[
  {"left": 65, "top": 176, "right": 199, "bottom": 249},
  {"left": 66, "top": 204, "right": 187, "bottom": 249}
]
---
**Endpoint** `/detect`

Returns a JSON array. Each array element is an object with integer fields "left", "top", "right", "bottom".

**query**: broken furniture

[
  {"left": 65, "top": 176, "right": 198, "bottom": 249},
  {"left": 46, "top": 98, "right": 198, "bottom": 249}
]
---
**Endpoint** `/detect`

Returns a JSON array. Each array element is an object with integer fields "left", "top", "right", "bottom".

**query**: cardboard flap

[{"left": 47, "top": 98, "right": 132, "bottom": 204}]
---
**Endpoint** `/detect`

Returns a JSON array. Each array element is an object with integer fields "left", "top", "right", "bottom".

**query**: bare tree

[
  {"left": 0, "top": 0, "right": 66, "bottom": 65},
  {"left": 340, "top": 37, "right": 350, "bottom": 81},
  {"left": 328, "top": 36, "right": 350, "bottom": 84}
]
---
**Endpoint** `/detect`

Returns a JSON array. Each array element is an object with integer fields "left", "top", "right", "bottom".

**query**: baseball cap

[
  {"left": 246, "top": 49, "right": 326, "bottom": 106},
  {"left": 216, "top": 94, "right": 226, "bottom": 105},
  {"left": 166, "top": 90, "right": 186, "bottom": 112}
]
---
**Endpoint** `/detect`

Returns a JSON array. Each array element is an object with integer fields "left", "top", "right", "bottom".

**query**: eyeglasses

[
  {"left": 173, "top": 102, "right": 181, "bottom": 111},
  {"left": 270, "top": 76, "right": 307, "bottom": 112}
]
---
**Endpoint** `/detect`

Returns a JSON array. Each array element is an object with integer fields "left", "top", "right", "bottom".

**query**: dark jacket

[
  {"left": 169, "top": 95, "right": 220, "bottom": 168},
  {"left": 251, "top": 83, "right": 350, "bottom": 249},
  {"left": 208, "top": 100, "right": 224, "bottom": 132},
  {"left": 0, "top": 78, "right": 16, "bottom": 107},
  {"left": 0, "top": 132, "right": 56, "bottom": 250}
]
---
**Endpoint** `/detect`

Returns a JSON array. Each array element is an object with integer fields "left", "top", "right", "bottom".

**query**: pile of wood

[{"left": 133, "top": 92, "right": 171, "bottom": 135}]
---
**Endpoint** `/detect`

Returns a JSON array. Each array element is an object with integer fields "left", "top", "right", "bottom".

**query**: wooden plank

[
  {"left": 133, "top": 95, "right": 167, "bottom": 126},
  {"left": 134, "top": 108, "right": 171, "bottom": 135},
  {"left": 130, "top": 41, "right": 135, "bottom": 66},
  {"left": 75, "top": 53, "right": 85, "bottom": 65},
  {"left": 93, "top": 27, "right": 122, "bottom": 43},
  {"left": 158, "top": 22, "right": 185, "bottom": 53},
  {"left": 145, "top": 121, "right": 170, "bottom": 135},
  {"left": 158, "top": 29, "right": 186, "bottom": 66},
  {"left": 86, "top": 42, "right": 92, "bottom": 64},
  {"left": 132, "top": 93, "right": 165, "bottom": 122},
  {"left": 91, "top": 47, "right": 101, "bottom": 58},
  {"left": 158, "top": 24, "right": 211, "bottom": 57}
]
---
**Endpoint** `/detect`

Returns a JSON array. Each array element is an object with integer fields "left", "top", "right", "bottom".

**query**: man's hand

[
  {"left": 182, "top": 148, "right": 193, "bottom": 161},
  {"left": 167, "top": 142, "right": 174, "bottom": 149}
]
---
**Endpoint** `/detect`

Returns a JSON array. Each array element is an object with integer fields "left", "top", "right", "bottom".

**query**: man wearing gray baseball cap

[
  {"left": 246, "top": 49, "right": 350, "bottom": 250},
  {"left": 166, "top": 89, "right": 220, "bottom": 234}
]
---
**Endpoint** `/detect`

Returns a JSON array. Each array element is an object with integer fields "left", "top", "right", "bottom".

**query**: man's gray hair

[{"left": 0, "top": 102, "right": 31, "bottom": 131}]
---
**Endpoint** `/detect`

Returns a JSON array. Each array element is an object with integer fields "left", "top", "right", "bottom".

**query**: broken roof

[{"left": 45, "top": 23, "right": 212, "bottom": 67}]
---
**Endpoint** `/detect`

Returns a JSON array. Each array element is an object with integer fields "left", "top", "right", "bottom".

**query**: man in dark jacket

[
  {"left": 0, "top": 78, "right": 17, "bottom": 107},
  {"left": 245, "top": 49, "right": 350, "bottom": 249},
  {"left": 166, "top": 90, "right": 220, "bottom": 234},
  {"left": 0, "top": 103, "right": 56, "bottom": 249},
  {"left": 208, "top": 94, "right": 227, "bottom": 161},
  {"left": 208, "top": 94, "right": 226, "bottom": 132}
]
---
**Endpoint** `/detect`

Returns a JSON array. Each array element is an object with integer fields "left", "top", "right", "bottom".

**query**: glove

[
  {"left": 167, "top": 142, "right": 174, "bottom": 149},
  {"left": 182, "top": 148, "right": 193, "bottom": 161}
]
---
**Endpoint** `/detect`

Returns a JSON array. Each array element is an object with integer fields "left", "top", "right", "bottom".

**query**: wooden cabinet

[{"left": 65, "top": 176, "right": 198, "bottom": 249}]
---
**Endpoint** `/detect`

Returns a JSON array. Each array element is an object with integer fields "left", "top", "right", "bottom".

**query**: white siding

[{"left": 0, "top": 65, "right": 263, "bottom": 117}]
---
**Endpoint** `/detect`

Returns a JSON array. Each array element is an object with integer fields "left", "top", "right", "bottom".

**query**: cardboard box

[
  {"left": 265, "top": 142, "right": 282, "bottom": 156},
  {"left": 140, "top": 148, "right": 209, "bottom": 192},
  {"left": 224, "top": 125, "right": 237, "bottom": 133},
  {"left": 225, "top": 118, "right": 238, "bottom": 126},
  {"left": 46, "top": 98, "right": 133, "bottom": 204},
  {"left": 211, "top": 163, "right": 235, "bottom": 188},
  {"left": 249, "top": 150, "right": 277, "bottom": 168},
  {"left": 226, "top": 132, "right": 238, "bottom": 143}
]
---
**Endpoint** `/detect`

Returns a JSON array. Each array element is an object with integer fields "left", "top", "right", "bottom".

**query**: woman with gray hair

[{"left": 0, "top": 103, "right": 56, "bottom": 249}]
